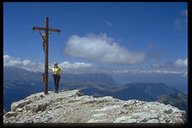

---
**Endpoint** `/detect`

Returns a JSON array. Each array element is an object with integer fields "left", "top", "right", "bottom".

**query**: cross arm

[{"left": 32, "top": 26, "right": 61, "bottom": 33}]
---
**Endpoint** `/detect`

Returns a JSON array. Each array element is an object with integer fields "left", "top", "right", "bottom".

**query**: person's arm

[{"left": 59, "top": 67, "right": 63, "bottom": 74}]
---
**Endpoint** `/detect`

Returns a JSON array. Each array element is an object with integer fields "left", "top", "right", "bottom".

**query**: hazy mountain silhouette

[{"left": 4, "top": 67, "right": 187, "bottom": 112}]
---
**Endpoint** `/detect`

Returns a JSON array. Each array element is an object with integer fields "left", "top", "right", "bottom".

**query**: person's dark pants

[{"left": 53, "top": 74, "right": 60, "bottom": 93}]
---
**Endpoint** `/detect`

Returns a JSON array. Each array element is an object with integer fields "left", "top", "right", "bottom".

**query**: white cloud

[
  {"left": 108, "top": 68, "right": 187, "bottom": 78},
  {"left": 23, "top": 60, "right": 30, "bottom": 66},
  {"left": 4, "top": 55, "right": 44, "bottom": 72},
  {"left": 58, "top": 61, "right": 96, "bottom": 74},
  {"left": 104, "top": 20, "right": 112, "bottom": 27},
  {"left": 4, "top": 55, "right": 23, "bottom": 67},
  {"left": 59, "top": 61, "right": 94, "bottom": 69},
  {"left": 4, "top": 55, "right": 11, "bottom": 62},
  {"left": 174, "top": 58, "right": 187, "bottom": 68},
  {"left": 64, "top": 33, "right": 146, "bottom": 64},
  {"left": 151, "top": 62, "right": 162, "bottom": 68},
  {"left": 3, "top": 55, "right": 96, "bottom": 73},
  {"left": 4, "top": 55, "right": 187, "bottom": 77},
  {"left": 151, "top": 58, "right": 188, "bottom": 69},
  {"left": 136, "top": 70, "right": 184, "bottom": 75},
  {"left": 181, "top": 71, "right": 188, "bottom": 77},
  {"left": 103, "top": 57, "right": 188, "bottom": 77}
]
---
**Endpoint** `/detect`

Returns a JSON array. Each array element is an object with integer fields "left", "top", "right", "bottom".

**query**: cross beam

[
  {"left": 32, "top": 26, "right": 61, "bottom": 33},
  {"left": 32, "top": 17, "right": 61, "bottom": 94}
]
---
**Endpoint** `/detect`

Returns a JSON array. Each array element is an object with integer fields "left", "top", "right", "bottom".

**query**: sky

[{"left": 3, "top": 2, "right": 188, "bottom": 85}]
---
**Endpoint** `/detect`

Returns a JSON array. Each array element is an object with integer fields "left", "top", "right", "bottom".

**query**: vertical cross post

[{"left": 45, "top": 17, "right": 49, "bottom": 94}]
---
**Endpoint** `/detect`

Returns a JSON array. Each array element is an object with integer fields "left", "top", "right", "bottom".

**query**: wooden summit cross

[{"left": 32, "top": 17, "right": 61, "bottom": 94}]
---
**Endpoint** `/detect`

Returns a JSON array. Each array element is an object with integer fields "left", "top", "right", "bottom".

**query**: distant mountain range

[
  {"left": 111, "top": 82, "right": 182, "bottom": 101},
  {"left": 3, "top": 67, "right": 188, "bottom": 112},
  {"left": 3, "top": 67, "right": 116, "bottom": 111},
  {"left": 80, "top": 82, "right": 188, "bottom": 112},
  {"left": 157, "top": 92, "right": 188, "bottom": 112}
]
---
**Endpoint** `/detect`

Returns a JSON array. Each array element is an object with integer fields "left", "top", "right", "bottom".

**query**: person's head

[{"left": 54, "top": 62, "right": 58, "bottom": 67}]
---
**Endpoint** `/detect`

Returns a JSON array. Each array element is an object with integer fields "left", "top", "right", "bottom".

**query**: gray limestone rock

[
  {"left": 3, "top": 90, "right": 186, "bottom": 124},
  {"left": 4, "top": 111, "right": 19, "bottom": 118}
]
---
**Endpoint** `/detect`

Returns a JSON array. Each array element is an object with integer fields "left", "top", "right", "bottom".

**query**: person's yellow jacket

[{"left": 51, "top": 66, "right": 63, "bottom": 75}]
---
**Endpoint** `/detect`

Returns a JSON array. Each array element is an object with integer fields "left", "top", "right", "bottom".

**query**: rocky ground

[{"left": 3, "top": 90, "right": 186, "bottom": 124}]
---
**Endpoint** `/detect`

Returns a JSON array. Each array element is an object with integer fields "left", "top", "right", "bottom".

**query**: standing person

[{"left": 50, "top": 62, "right": 63, "bottom": 93}]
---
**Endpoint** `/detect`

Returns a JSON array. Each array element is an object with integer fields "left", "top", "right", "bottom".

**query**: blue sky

[{"left": 4, "top": 2, "right": 188, "bottom": 84}]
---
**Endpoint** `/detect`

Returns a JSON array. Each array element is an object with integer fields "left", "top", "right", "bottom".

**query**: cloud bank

[
  {"left": 174, "top": 58, "right": 187, "bottom": 68},
  {"left": 3, "top": 55, "right": 95, "bottom": 73},
  {"left": 4, "top": 55, "right": 187, "bottom": 77},
  {"left": 4, "top": 55, "right": 44, "bottom": 72},
  {"left": 64, "top": 33, "right": 146, "bottom": 64},
  {"left": 59, "top": 61, "right": 94, "bottom": 69},
  {"left": 103, "top": 57, "right": 188, "bottom": 77},
  {"left": 108, "top": 67, "right": 187, "bottom": 78}
]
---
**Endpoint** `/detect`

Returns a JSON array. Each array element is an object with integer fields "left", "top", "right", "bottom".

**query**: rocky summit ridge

[{"left": 3, "top": 90, "right": 186, "bottom": 124}]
